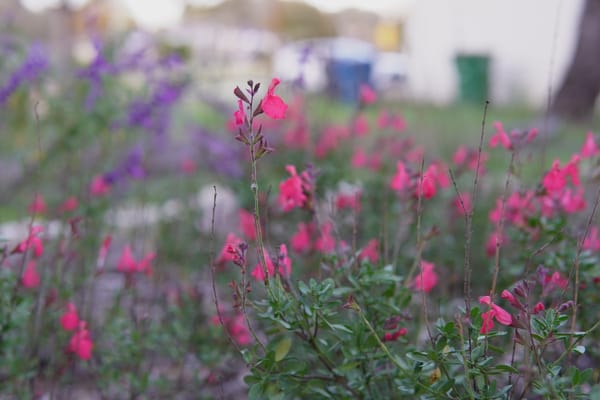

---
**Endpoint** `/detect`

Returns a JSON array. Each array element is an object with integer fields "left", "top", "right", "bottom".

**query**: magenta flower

[
  {"left": 489, "top": 121, "right": 512, "bottom": 150},
  {"left": 291, "top": 222, "right": 313, "bottom": 253},
  {"left": 390, "top": 161, "right": 410, "bottom": 192},
  {"left": 233, "top": 99, "right": 245, "bottom": 126},
  {"left": 359, "top": 84, "right": 377, "bottom": 104},
  {"left": 479, "top": 295, "right": 512, "bottom": 334},
  {"left": 358, "top": 239, "right": 379, "bottom": 264},
  {"left": 278, "top": 165, "right": 309, "bottom": 212},
  {"left": 21, "top": 261, "right": 40, "bottom": 289},
  {"left": 261, "top": 78, "right": 287, "bottom": 119},
  {"left": 413, "top": 260, "right": 438, "bottom": 293},
  {"left": 580, "top": 131, "right": 599, "bottom": 158},
  {"left": 251, "top": 248, "right": 275, "bottom": 281},
  {"left": 315, "top": 222, "right": 336, "bottom": 253},
  {"left": 68, "top": 321, "right": 93, "bottom": 360},
  {"left": 60, "top": 303, "right": 80, "bottom": 331}
]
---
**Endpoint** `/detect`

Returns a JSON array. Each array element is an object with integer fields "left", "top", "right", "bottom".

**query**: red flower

[
  {"left": 21, "top": 260, "right": 40, "bottom": 289},
  {"left": 413, "top": 260, "right": 438, "bottom": 293},
  {"left": 479, "top": 295, "right": 512, "bottom": 334},
  {"left": 60, "top": 303, "right": 80, "bottom": 331},
  {"left": 261, "top": 78, "right": 287, "bottom": 119},
  {"left": 533, "top": 302, "right": 545, "bottom": 314},
  {"left": 68, "top": 321, "right": 93, "bottom": 360}
]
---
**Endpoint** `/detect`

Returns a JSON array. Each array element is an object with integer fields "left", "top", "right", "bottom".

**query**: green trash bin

[{"left": 455, "top": 54, "right": 490, "bottom": 104}]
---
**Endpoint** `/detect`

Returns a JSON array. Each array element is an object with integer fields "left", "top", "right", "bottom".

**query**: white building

[{"left": 403, "top": 0, "right": 585, "bottom": 106}]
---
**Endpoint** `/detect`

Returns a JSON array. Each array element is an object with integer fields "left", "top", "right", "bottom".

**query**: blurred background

[{"left": 1, "top": 0, "right": 590, "bottom": 107}]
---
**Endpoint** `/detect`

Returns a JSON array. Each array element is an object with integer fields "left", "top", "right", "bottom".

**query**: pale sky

[{"left": 20, "top": 0, "right": 413, "bottom": 29}]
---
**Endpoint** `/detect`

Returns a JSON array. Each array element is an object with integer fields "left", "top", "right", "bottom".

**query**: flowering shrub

[{"left": 1, "top": 30, "right": 600, "bottom": 399}]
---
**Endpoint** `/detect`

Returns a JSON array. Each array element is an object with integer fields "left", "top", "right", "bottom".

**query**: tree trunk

[{"left": 551, "top": 0, "right": 600, "bottom": 120}]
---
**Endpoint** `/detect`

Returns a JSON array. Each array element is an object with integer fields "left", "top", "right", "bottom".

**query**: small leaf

[
  {"left": 275, "top": 337, "right": 292, "bottom": 362},
  {"left": 573, "top": 345, "right": 586, "bottom": 355}
]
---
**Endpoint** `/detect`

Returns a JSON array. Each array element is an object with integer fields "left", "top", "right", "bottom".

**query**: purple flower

[{"left": 0, "top": 42, "right": 48, "bottom": 104}]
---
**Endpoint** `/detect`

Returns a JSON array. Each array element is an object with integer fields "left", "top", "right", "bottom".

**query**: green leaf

[
  {"left": 274, "top": 337, "right": 292, "bottom": 362},
  {"left": 573, "top": 345, "right": 586, "bottom": 355}
]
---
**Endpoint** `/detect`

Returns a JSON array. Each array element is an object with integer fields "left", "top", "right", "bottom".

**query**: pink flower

[
  {"left": 251, "top": 248, "right": 275, "bottom": 281},
  {"left": 390, "top": 161, "right": 410, "bottom": 192},
  {"left": 117, "top": 245, "right": 154, "bottom": 276},
  {"left": 415, "top": 172, "right": 436, "bottom": 199},
  {"left": 60, "top": 303, "right": 80, "bottom": 331},
  {"left": 180, "top": 158, "right": 196, "bottom": 175},
  {"left": 377, "top": 110, "right": 390, "bottom": 129},
  {"left": 583, "top": 227, "right": 600, "bottom": 252},
  {"left": 359, "top": 84, "right": 377, "bottom": 104},
  {"left": 560, "top": 188, "right": 586, "bottom": 213},
  {"left": 239, "top": 209, "right": 256, "bottom": 241},
  {"left": 580, "top": 131, "right": 599, "bottom": 158},
  {"left": 358, "top": 239, "right": 379, "bottom": 264},
  {"left": 479, "top": 295, "right": 512, "bottom": 334},
  {"left": 261, "top": 78, "right": 287, "bottom": 119},
  {"left": 291, "top": 222, "right": 313, "bottom": 253},
  {"left": 216, "top": 233, "right": 244, "bottom": 267},
  {"left": 315, "top": 222, "right": 336, "bottom": 253},
  {"left": 28, "top": 194, "right": 47, "bottom": 215},
  {"left": 352, "top": 148, "right": 368, "bottom": 168},
  {"left": 533, "top": 302, "right": 545, "bottom": 314},
  {"left": 96, "top": 235, "right": 112, "bottom": 270},
  {"left": 90, "top": 175, "right": 110, "bottom": 196},
  {"left": 453, "top": 192, "right": 472, "bottom": 216},
  {"left": 336, "top": 192, "right": 361, "bottom": 213},
  {"left": 453, "top": 146, "right": 468, "bottom": 165},
  {"left": 542, "top": 160, "right": 567, "bottom": 195},
  {"left": 501, "top": 289, "right": 524, "bottom": 310},
  {"left": 59, "top": 197, "right": 78, "bottom": 213},
  {"left": 413, "top": 260, "right": 438, "bottom": 293},
  {"left": 21, "top": 260, "right": 40, "bottom": 289},
  {"left": 485, "top": 231, "right": 505, "bottom": 257},
  {"left": 277, "top": 244, "right": 292, "bottom": 277},
  {"left": 68, "top": 321, "right": 93, "bottom": 360},
  {"left": 229, "top": 314, "right": 251, "bottom": 345},
  {"left": 12, "top": 226, "right": 44, "bottom": 258},
  {"left": 353, "top": 114, "right": 370, "bottom": 136},
  {"left": 233, "top": 99, "right": 245, "bottom": 126},
  {"left": 489, "top": 122, "right": 512, "bottom": 150},
  {"left": 543, "top": 271, "right": 568, "bottom": 290},
  {"left": 278, "top": 165, "right": 309, "bottom": 212}
]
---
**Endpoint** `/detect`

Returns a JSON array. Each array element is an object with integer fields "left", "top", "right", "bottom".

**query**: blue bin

[{"left": 327, "top": 60, "right": 372, "bottom": 104}]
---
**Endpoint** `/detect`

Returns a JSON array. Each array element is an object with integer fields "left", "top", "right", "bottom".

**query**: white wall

[{"left": 404, "top": 0, "right": 584, "bottom": 106}]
